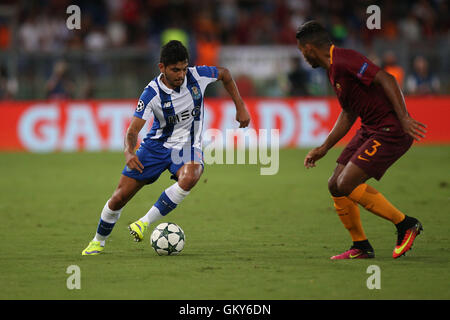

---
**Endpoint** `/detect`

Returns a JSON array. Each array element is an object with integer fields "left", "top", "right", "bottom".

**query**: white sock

[
  {"left": 139, "top": 206, "right": 163, "bottom": 225},
  {"left": 93, "top": 200, "right": 122, "bottom": 245},
  {"left": 165, "top": 182, "right": 190, "bottom": 204},
  {"left": 139, "top": 182, "right": 190, "bottom": 224}
]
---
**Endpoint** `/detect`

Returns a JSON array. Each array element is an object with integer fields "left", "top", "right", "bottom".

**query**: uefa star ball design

[{"left": 150, "top": 222, "right": 185, "bottom": 255}]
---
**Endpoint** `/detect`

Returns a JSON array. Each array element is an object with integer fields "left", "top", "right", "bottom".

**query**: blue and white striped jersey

[{"left": 134, "top": 66, "right": 218, "bottom": 150}]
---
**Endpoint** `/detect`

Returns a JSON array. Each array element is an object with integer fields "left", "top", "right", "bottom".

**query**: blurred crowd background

[{"left": 0, "top": 0, "right": 448, "bottom": 100}]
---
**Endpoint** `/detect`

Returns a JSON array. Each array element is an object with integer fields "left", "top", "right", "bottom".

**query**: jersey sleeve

[
  {"left": 134, "top": 85, "right": 157, "bottom": 120},
  {"left": 194, "top": 65, "right": 219, "bottom": 86},
  {"left": 340, "top": 50, "right": 380, "bottom": 86}
]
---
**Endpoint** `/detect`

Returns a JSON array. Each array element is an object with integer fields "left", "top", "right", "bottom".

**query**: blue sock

[
  {"left": 93, "top": 200, "right": 122, "bottom": 243},
  {"left": 96, "top": 218, "right": 116, "bottom": 238},
  {"left": 154, "top": 191, "right": 177, "bottom": 216}
]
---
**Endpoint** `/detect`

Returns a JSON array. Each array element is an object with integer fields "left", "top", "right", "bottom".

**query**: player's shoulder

[
  {"left": 338, "top": 47, "right": 376, "bottom": 68},
  {"left": 333, "top": 46, "right": 375, "bottom": 74},
  {"left": 334, "top": 46, "right": 366, "bottom": 62},
  {"left": 139, "top": 79, "right": 159, "bottom": 104},
  {"left": 190, "top": 65, "right": 219, "bottom": 79}
]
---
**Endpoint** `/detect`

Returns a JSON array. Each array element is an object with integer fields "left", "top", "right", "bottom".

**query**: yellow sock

[
  {"left": 348, "top": 184, "right": 405, "bottom": 224},
  {"left": 332, "top": 196, "right": 367, "bottom": 241}
]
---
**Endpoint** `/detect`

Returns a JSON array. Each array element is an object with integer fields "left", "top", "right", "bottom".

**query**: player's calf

[{"left": 108, "top": 175, "right": 146, "bottom": 211}]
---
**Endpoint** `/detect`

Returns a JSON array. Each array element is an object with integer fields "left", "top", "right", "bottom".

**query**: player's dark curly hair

[
  {"left": 160, "top": 40, "right": 189, "bottom": 66},
  {"left": 296, "top": 21, "right": 332, "bottom": 48}
]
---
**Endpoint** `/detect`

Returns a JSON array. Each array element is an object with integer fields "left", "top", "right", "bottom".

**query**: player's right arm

[
  {"left": 124, "top": 116, "right": 146, "bottom": 173},
  {"left": 373, "top": 70, "right": 427, "bottom": 141},
  {"left": 304, "top": 109, "right": 356, "bottom": 168},
  {"left": 124, "top": 84, "right": 157, "bottom": 173}
]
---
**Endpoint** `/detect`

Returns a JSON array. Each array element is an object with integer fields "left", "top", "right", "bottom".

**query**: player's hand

[
  {"left": 124, "top": 151, "right": 144, "bottom": 173},
  {"left": 236, "top": 106, "right": 250, "bottom": 128},
  {"left": 400, "top": 116, "right": 427, "bottom": 141},
  {"left": 304, "top": 146, "right": 328, "bottom": 169}
]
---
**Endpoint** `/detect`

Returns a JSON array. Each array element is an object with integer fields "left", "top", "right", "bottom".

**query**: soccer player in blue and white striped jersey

[{"left": 82, "top": 40, "right": 250, "bottom": 255}]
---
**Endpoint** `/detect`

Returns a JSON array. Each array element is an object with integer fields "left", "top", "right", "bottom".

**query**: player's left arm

[
  {"left": 217, "top": 67, "right": 250, "bottom": 128},
  {"left": 373, "top": 70, "right": 427, "bottom": 141}
]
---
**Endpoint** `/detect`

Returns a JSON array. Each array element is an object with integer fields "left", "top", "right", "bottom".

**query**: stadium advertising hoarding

[{"left": 0, "top": 97, "right": 448, "bottom": 152}]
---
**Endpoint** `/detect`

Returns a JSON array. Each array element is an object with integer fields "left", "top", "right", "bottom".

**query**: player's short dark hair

[
  {"left": 160, "top": 40, "right": 189, "bottom": 66},
  {"left": 296, "top": 21, "right": 331, "bottom": 48}
]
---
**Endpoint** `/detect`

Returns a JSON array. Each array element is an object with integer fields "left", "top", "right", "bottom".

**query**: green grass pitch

[{"left": 0, "top": 146, "right": 449, "bottom": 299}]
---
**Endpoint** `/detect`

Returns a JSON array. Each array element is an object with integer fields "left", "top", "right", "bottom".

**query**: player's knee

[
  {"left": 335, "top": 176, "right": 354, "bottom": 197},
  {"left": 109, "top": 192, "right": 128, "bottom": 210},
  {"left": 177, "top": 163, "right": 203, "bottom": 191},
  {"left": 328, "top": 176, "right": 340, "bottom": 196},
  {"left": 178, "top": 176, "right": 198, "bottom": 191},
  {"left": 178, "top": 172, "right": 200, "bottom": 191}
]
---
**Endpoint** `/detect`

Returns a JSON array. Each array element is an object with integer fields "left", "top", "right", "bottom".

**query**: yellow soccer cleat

[
  {"left": 81, "top": 240, "right": 104, "bottom": 256},
  {"left": 128, "top": 220, "right": 148, "bottom": 242}
]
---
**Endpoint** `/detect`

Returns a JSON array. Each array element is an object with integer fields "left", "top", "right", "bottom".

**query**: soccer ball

[{"left": 150, "top": 222, "right": 185, "bottom": 255}]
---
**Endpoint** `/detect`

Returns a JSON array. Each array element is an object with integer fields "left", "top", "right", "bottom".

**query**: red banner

[{"left": 0, "top": 97, "right": 448, "bottom": 152}]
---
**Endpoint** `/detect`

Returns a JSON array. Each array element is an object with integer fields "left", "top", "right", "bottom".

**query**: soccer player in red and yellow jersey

[{"left": 296, "top": 21, "right": 427, "bottom": 259}]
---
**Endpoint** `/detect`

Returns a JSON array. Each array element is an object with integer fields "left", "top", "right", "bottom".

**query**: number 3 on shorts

[{"left": 364, "top": 140, "right": 381, "bottom": 156}]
